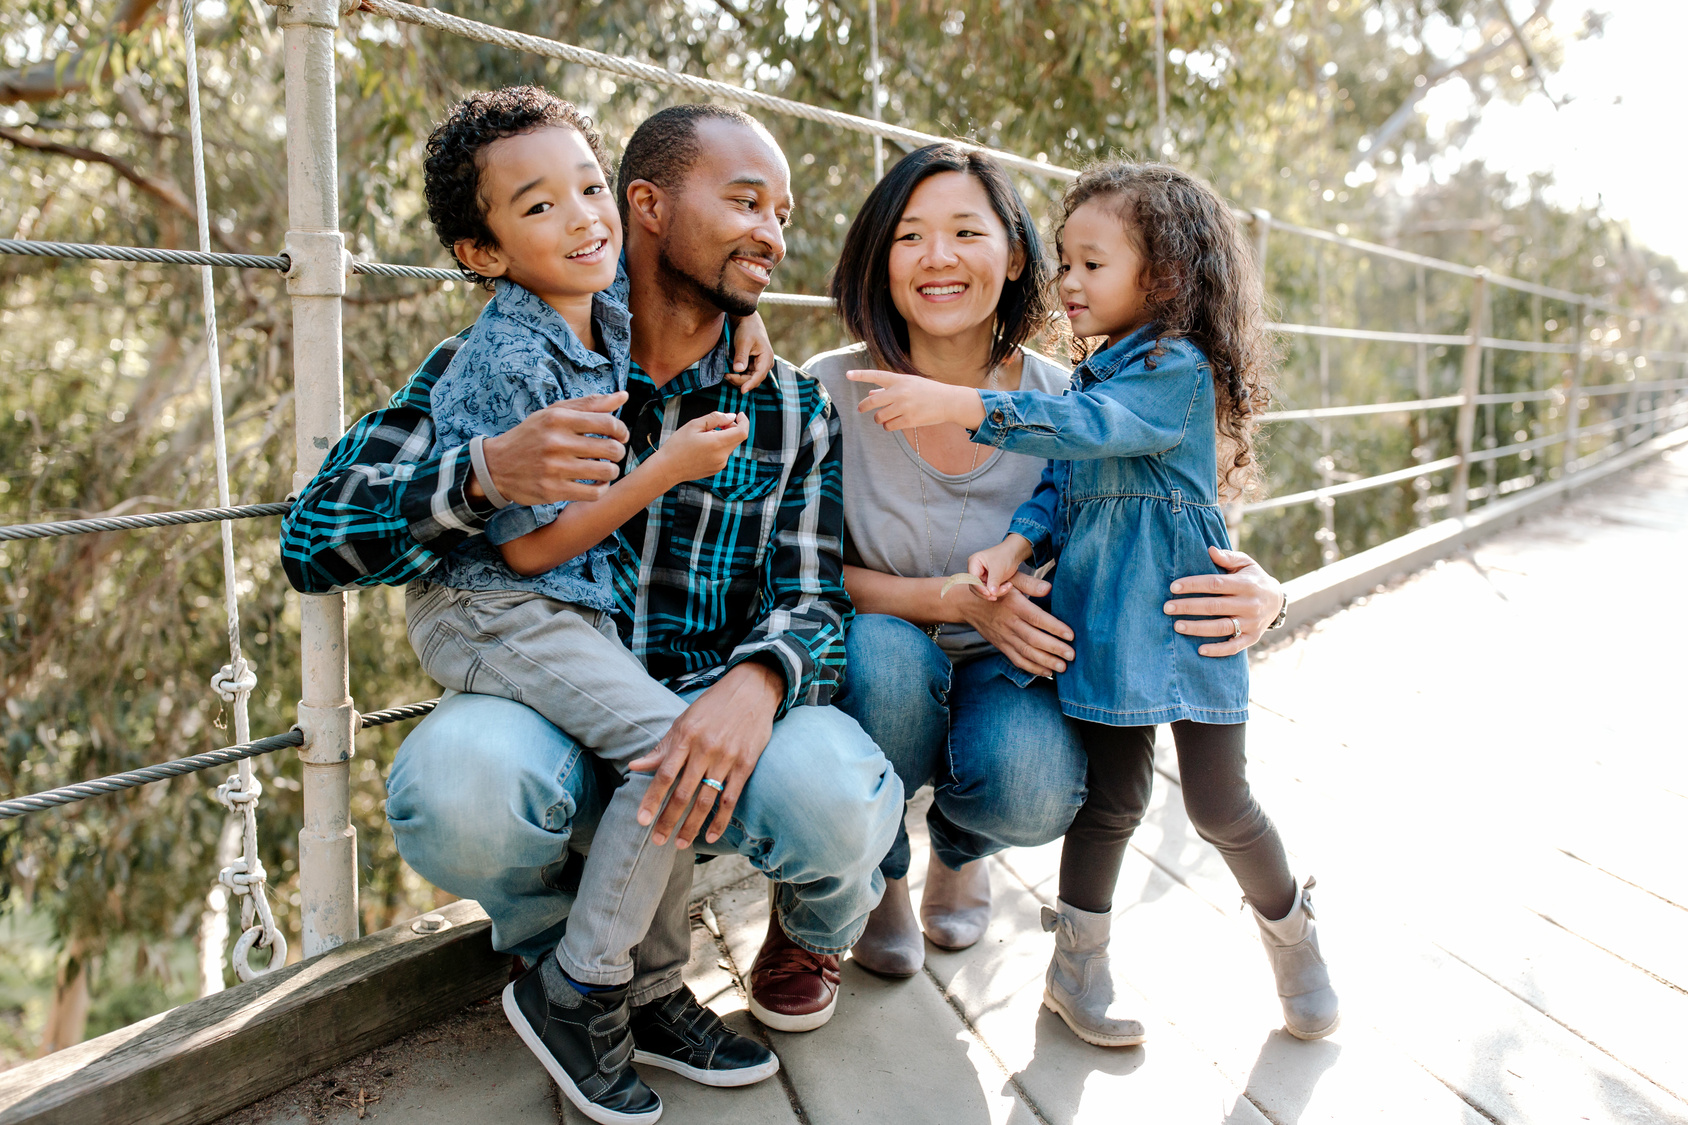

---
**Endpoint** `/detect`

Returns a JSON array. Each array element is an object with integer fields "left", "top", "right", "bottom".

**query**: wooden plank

[{"left": 0, "top": 899, "right": 509, "bottom": 1125}]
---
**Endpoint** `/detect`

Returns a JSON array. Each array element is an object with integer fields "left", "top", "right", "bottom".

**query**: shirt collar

[
  {"left": 1078, "top": 320, "right": 1162, "bottom": 384},
  {"left": 630, "top": 319, "right": 734, "bottom": 397},
  {"left": 489, "top": 279, "right": 630, "bottom": 367}
]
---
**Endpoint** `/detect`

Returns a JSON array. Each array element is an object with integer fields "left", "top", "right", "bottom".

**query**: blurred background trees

[{"left": 2, "top": 0, "right": 1680, "bottom": 1060}]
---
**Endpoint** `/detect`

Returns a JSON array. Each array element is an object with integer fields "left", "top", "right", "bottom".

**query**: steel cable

[
  {"left": 0, "top": 700, "right": 439, "bottom": 821},
  {"left": 0, "top": 502, "right": 291, "bottom": 542}
]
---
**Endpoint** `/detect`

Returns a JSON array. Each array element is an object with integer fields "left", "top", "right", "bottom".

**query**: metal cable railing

[
  {"left": 0, "top": 502, "right": 290, "bottom": 542},
  {"left": 0, "top": 701, "right": 438, "bottom": 821}
]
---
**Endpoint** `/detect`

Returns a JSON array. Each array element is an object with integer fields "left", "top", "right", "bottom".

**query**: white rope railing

[{"left": 179, "top": 0, "right": 285, "bottom": 983}]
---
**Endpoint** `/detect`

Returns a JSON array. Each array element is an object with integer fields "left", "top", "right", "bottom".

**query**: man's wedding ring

[
  {"left": 701, "top": 778, "right": 725, "bottom": 792},
  {"left": 1230, "top": 617, "right": 1243, "bottom": 639}
]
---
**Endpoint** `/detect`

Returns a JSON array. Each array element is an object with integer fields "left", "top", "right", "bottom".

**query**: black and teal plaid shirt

[{"left": 279, "top": 328, "right": 851, "bottom": 714}]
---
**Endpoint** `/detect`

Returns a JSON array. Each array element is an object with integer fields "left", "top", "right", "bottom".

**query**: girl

[{"left": 847, "top": 161, "right": 1338, "bottom": 1046}]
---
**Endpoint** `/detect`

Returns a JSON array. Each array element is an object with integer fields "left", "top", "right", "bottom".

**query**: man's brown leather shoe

[{"left": 747, "top": 908, "right": 841, "bottom": 1032}]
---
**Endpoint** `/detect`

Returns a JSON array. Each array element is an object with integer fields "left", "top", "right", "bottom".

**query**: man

[{"left": 281, "top": 105, "right": 902, "bottom": 1091}]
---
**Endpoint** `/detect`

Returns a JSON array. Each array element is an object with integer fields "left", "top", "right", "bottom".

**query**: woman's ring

[
  {"left": 1230, "top": 617, "right": 1243, "bottom": 639},
  {"left": 701, "top": 778, "right": 725, "bottom": 793}
]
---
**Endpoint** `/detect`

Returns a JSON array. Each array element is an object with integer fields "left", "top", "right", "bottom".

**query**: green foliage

[{"left": 0, "top": 0, "right": 1682, "bottom": 1052}]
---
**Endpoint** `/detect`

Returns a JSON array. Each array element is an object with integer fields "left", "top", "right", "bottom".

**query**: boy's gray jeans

[{"left": 406, "top": 581, "right": 688, "bottom": 988}]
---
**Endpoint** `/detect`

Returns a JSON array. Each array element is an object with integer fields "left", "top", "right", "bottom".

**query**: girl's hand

[
  {"left": 847, "top": 369, "right": 986, "bottom": 431},
  {"left": 967, "top": 535, "right": 1034, "bottom": 599},
  {"left": 651, "top": 412, "right": 749, "bottom": 484},
  {"left": 955, "top": 571, "right": 1074, "bottom": 677},
  {"left": 726, "top": 311, "right": 775, "bottom": 391}
]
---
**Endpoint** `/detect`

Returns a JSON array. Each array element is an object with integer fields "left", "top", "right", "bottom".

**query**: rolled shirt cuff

[{"left": 468, "top": 434, "right": 512, "bottom": 510}]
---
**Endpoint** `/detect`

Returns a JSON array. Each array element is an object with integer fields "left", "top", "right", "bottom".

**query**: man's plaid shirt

[{"left": 279, "top": 328, "right": 851, "bottom": 715}]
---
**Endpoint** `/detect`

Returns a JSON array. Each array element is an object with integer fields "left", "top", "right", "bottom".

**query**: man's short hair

[
  {"left": 423, "top": 85, "right": 610, "bottom": 288},
  {"left": 615, "top": 104, "right": 760, "bottom": 223}
]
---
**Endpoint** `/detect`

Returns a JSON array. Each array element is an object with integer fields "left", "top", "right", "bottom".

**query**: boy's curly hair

[
  {"left": 423, "top": 86, "right": 611, "bottom": 289},
  {"left": 1056, "top": 162, "right": 1277, "bottom": 499}
]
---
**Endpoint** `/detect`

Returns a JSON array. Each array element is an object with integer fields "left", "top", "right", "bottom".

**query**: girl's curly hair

[
  {"left": 1056, "top": 162, "right": 1277, "bottom": 498},
  {"left": 423, "top": 86, "right": 611, "bottom": 289}
]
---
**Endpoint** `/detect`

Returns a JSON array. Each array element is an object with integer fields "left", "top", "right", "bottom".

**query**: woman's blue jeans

[{"left": 834, "top": 614, "right": 1089, "bottom": 880}]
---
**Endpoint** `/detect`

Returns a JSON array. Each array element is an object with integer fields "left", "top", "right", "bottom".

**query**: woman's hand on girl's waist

[{"left": 1162, "top": 546, "right": 1283, "bottom": 658}]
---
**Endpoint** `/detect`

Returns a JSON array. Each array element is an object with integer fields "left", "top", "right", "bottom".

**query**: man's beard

[{"left": 655, "top": 240, "right": 762, "bottom": 318}]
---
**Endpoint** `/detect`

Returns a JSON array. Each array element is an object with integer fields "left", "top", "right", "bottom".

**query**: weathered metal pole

[
  {"left": 1413, "top": 263, "right": 1432, "bottom": 526},
  {"left": 866, "top": 0, "right": 883, "bottom": 181},
  {"left": 1563, "top": 300, "right": 1584, "bottom": 477},
  {"left": 1315, "top": 245, "right": 1338, "bottom": 565},
  {"left": 277, "top": 0, "right": 358, "bottom": 955},
  {"left": 1450, "top": 269, "right": 1488, "bottom": 517}
]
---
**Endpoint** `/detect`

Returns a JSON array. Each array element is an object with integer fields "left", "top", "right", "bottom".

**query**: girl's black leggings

[{"left": 1060, "top": 720, "right": 1296, "bottom": 922}]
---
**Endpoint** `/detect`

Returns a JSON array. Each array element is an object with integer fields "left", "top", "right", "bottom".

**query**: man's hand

[
  {"left": 1163, "top": 546, "right": 1285, "bottom": 657},
  {"left": 957, "top": 570, "right": 1075, "bottom": 677},
  {"left": 726, "top": 311, "right": 775, "bottom": 392},
  {"left": 472, "top": 391, "right": 631, "bottom": 506},
  {"left": 847, "top": 369, "right": 986, "bottom": 432},
  {"left": 630, "top": 661, "right": 783, "bottom": 848}
]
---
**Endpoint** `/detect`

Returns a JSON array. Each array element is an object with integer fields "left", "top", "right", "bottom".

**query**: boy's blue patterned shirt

[{"left": 425, "top": 279, "right": 632, "bottom": 612}]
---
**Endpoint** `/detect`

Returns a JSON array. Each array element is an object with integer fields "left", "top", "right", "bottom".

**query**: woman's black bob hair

[{"left": 830, "top": 143, "right": 1054, "bottom": 374}]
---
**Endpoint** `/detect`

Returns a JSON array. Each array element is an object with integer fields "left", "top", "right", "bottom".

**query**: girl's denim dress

[{"left": 971, "top": 323, "right": 1247, "bottom": 726}]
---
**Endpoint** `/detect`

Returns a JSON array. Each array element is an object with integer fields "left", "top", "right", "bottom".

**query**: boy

[{"left": 411, "top": 87, "right": 775, "bottom": 1124}]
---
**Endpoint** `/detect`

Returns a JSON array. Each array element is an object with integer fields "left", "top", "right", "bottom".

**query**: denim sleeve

[
  {"left": 971, "top": 350, "right": 1201, "bottom": 461},
  {"left": 1007, "top": 460, "right": 1060, "bottom": 565},
  {"left": 484, "top": 500, "right": 566, "bottom": 545}
]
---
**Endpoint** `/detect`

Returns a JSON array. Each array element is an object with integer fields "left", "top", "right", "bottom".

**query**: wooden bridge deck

[{"left": 221, "top": 448, "right": 1688, "bottom": 1125}]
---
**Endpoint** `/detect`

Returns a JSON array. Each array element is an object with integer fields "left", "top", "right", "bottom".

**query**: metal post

[
  {"left": 1227, "top": 211, "right": 1270, "bottom": 545},
  {"left": 278, "top": 0, "right": 358, "bottom": 956},
  {"left": 1450, "top": 269, "right": 1488, "bottom": 517},
  {"left": 866, "top": 0, "right": 883, "bottom": 181},
  {"left": 1413, "top": 263, "right": 1432, "bottom": 526},
  {"left": 1564, "top": 300, "right": 1584, "bottom": 476},
  {"left": 1152, "top": 0, "right": 1167, "bottom": 156},
  {"left": 1314, "top": 246, "right": 1338, "bottom": 565}
]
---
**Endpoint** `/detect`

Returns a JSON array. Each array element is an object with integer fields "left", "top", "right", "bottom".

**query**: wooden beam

[{"left": 0, "top": 899, "right": 509, "bottom": 1125}]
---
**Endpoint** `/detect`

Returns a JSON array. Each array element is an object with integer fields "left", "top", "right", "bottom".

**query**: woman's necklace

[{"left": 915, "top": 363, "right": 1001, "bottom": 641}]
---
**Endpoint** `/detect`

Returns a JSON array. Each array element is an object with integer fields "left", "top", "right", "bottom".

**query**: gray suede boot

[
  {"left": 1251, "top": 876, "right": 1339, "bottom": 1040},
  {"left": 1040, "top": 899, "right": 1147, "bottom": 1047}
]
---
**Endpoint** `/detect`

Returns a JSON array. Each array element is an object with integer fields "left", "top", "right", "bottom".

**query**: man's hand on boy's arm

[
  {"left": 498, "top": 411, "right": 747, "bottom": 577},
  {"left": 1163, "top": 546, "right": 1285, "bottom": 657},
  {"left": 725, "top": 311, "right": 775, "bottom": 391},
  {"left": 846, "top": 369, "right": 987, "bottom": 431},
  {"left": 471, "top": 391, "right": 631, "bottom": 506}
]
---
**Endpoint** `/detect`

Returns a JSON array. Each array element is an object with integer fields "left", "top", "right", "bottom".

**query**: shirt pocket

[{"left": 697, "top": 444, "right": 787, "bottom": 504}]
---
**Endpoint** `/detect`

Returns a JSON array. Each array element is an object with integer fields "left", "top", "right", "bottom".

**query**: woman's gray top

[{"left": 806, "top": 343, "right": 1072, "bottom": 662}]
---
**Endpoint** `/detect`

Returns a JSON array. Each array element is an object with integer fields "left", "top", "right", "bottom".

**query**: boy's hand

[
  {"left": 967, "top": 534, "right": 1034, "bottom": 599},
  {"left": 651, "top": 411, "right": 750, "bottom": 484},
  {"left": 847, "top": 369, "right": 986, "bottom": 431},
  {"left": 726, "top": 311, "right": 775, "bottom": 392}
]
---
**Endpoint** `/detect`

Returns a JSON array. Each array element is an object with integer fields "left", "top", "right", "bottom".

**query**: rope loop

[
  {"left": 218, "top": 855, "right": 269, "bottom": 892},
  {"left": 211, "top": 659, "right": 258, "bottom": 702},
  {"left": 215, "top": 771, "right": 263, "bottom": 810}
]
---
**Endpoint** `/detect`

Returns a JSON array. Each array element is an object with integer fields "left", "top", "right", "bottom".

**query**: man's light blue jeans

[
  {"left": 834, "top": 614, "right": 1089, "bottom": 880},
  {"left": 386, "top": 688, "right": 902, "bottom": 1005}
]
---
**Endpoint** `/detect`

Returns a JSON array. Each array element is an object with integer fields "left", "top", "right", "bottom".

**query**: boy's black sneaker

[
  {"left": 631, "top": 986, "right": 781, "bottom": 1087},
  {"left": 502, "top": 958, "right": 662, "bottom": 1125}
]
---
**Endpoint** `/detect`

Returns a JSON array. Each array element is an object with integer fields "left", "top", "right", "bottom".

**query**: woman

[{"left": 800, "top": 144, "right": 1287, "bottom": 977}]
